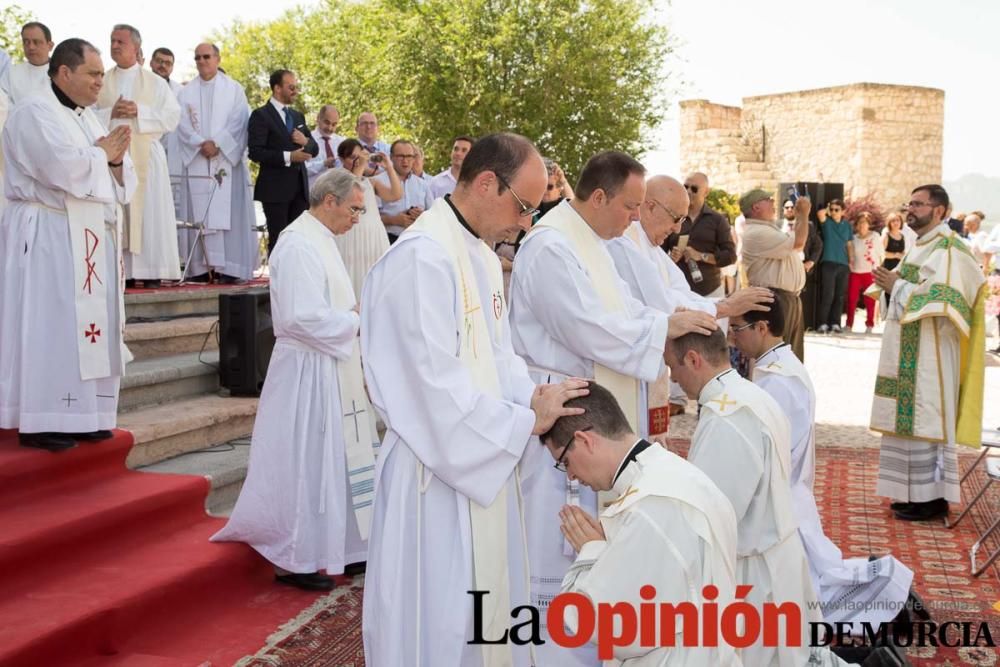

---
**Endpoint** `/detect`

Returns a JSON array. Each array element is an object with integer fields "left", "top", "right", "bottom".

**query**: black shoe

[
  {"left": 889, "top": 501, "right": 913, "bottom": 512},
  {"left": 217, "top": 274, "right": 242, "bottom": 285},
  {"left": 894, "top": 498, "right": 948, "bottom": 522},
  {"left": 343, "top": 561, "right": 367, "bottom": 577},
  {"left": 142, "top": 279, "right": 162, "bottom": 289},
  {"left": 70, "top": 430, "right": 114, "bottom": 442},
  {"left": 275, "top": 571, "right": 335, "bottom": 592},
  {"left": 19, "top": 432, "right": 77, "bottom": 452},
  {"left": 186, "top": 272, "right": 211, "bottom": 283},
  {"left": 125, "top": 279, "right": 137, "bottom": 289}
]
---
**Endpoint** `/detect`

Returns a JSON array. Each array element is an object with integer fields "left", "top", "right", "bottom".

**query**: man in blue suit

[{"left": 248, "top": 69, "right": 319, "bottom": 254}]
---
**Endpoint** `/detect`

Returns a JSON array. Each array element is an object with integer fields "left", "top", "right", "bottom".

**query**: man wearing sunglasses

[{"left": 661, "top": 172, "right": 736, "bottom": 298}]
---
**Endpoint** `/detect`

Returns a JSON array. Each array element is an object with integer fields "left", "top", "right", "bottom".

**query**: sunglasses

[
  {"left": 684, "top": 184, "right": 700, "bottom": 194},
  {"left": 828, "top": 207, "right": 843, "bottom": 213},
  {"left": 194, "top": 54, "right": 214, "bottom": 61}
]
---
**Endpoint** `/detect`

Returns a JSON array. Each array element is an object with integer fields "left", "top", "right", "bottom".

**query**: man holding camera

[
  {"left": 248, "top": 69, "right": 319, "bottom": 255},
  {"left": 377, "top": 139, "right": 434, "bottom": 243}
]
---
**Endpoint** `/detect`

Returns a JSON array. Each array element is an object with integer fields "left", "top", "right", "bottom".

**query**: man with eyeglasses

[
  {"left": 213, "top": 169, "right": 379, "bottom": 592},
  {"left": 361, "top": 133, "right": 587, "bottom": 667},
  {"left": 816, "top": 198, "right": 853, "bottom": 334},
  {"left": 376, "top": 139, "right": 434, "bottom": 243},
  {"left": 354, "top": 111, "right": 390, "bottom": 155},
  {"left": 541, "top": 381, "right": 742, "bottom": 667},
  {"left": 510, "top": 151, "right": 718, "bottom": 666},
  {"left": 662, "top": 172, "right": 736, "bottom": 298},
  {"left": 606, "top": 175, "right": 774, "bottom": 426},
  {"left": 174, "top": 43, "right": 259, "bottom": 282},
  {"left": 870, "top": 184, "right": 985, "bottom": 522},
  {"left": 249, "top": 69, "right": 319, "bottom": 256}
]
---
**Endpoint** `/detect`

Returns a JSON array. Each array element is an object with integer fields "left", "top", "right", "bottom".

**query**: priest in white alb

[
  {"left": 0, "top": 38, "right": 136, "bottom": 452},
  {"left": 869, "top": 184, "right": 986, "bottom": 522},
  {"left": 95, "top": 25, "right": 181, "bottom": 287},
  {"left": 729, "top": 295, "right": 917, "bottom": 629},
  {"left": 666, "top": 329, "right": 896, "bottom": 666},
  {"left": 543, "top": 382, "right": 742, "bottom": 667},
  {"left": 174, "top": 43, "right": 258, "bottom": 282},
  {"left": 606, "top": 173, "right": 773, "bottom": 435},
  {"left": 212, "top": 169, "right": 377, "bottom": 590},
  {"left": 361, "top": 133, "right": 589, "bottom": 667},
  {"left": 8, "top": 22, "right": 53, "bottom": 103},
  {"left": 508, "top": 152, "right": 717, "bottom": 667}
]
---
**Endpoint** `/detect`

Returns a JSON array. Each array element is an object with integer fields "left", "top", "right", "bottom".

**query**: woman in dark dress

[{"left": 882, "top": 212, "right": 906, "bottom": 270}]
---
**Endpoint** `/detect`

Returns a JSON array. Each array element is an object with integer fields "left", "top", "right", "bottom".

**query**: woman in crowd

[
  {"left": 335, "top": 139, "right": 402, "bottom": 300},
  {"left": 881, "top": 211, "right": 906, "bottom": 270},
  {"left": 845, "top": 212, "right": 883, "bottom": 333}
]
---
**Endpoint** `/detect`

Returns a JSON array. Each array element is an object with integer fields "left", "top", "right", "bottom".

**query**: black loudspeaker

[
  {"left": 778, "top": 182, "right": 845, "bottom": 222},
  {"left": 218, "top": 288, "right": 275, "bottom": 396}
]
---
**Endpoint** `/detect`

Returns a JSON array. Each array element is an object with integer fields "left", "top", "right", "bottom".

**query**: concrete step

[
  {"left": 138, "top": 437, "right": 251, "bottom": 517},
  {"left": 125, "top": 316, "right": 219, "bottom": 361},
  {"left": 121, "top": 350, "right": 220, "bottom": 412},
  {"left": 120, "top": 394, "right": 258, "bottom": 468},
  {"left": 125, "top": 285, "right": 260, "bottom": 321}
]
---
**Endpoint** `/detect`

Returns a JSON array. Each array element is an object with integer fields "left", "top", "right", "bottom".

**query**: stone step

[
  {"left": 125, "top": 285, "right": 259, "bottom": 321},
  {"left": 137, "top": 437, "right": 251, "bottom": 517},
  {"left": 125, "top": 316, "right": 219, "bottom": 361},
  {"left": 120, "top": 350, "right": 220, "bottom": 412},
  {"left": 120, "top": 394, "right": 258, "bottom": 468}
]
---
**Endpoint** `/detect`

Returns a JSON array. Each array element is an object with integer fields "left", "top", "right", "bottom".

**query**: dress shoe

[
  {"left": 125, "top": 279, "right": 137, "bottom": 289},
  {"left": 19, "top": 432, "right": 77, "bottom": 452},
  {"left": 217, "top": 274, "right": 243, "bottom": 285},
  {"left": 343, "top": 561, "right": 367, "bottom": 577},
  {"left": 894, "top": 498, "right": 948, "bottom": 522},
  {"left": 668, "top": 404, "right": 685, "bottom": 417},
  {"left": 889, "top": 501, "right": 913, "bottom": 512},
  {"left": 142, "top": 279, "right": 162, "bottom": 289},
  {"left": 70, "top": 430, "right": 114, "bottom": 442},
  {"left": 186, "top": 272, "right": 211, "bottom": 283},
  {"left": 275, "top": 571, "right": 335, "bottom": 591}
]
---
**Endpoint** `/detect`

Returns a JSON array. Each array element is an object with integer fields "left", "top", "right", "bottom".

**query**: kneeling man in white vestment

[
  {"left": 212, "top": 169, "right": 377, "bottom": 591},
  {"left": 0, "top": 38, "right": 136, "bottom": 453},
  {"left": 730, "top": 291, "right": 919, "bottom": 630},
  {"left": 361, "top": 133, "right": 589, "bottom": 667},
  {"left": 544, "top": 381, "right": 743, "bottom": 666},
  {"left": 667, "top": 330, "right": 897, "bottom": 666}
]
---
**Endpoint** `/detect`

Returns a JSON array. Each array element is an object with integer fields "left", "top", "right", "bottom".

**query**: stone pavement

[{"left": 667, "top": 328, "right": 1000, "bottom": 449}]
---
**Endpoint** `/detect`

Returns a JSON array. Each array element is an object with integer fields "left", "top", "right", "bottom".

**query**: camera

[{"left": 370, "top": 154, "right": 383, "bottom": 164}]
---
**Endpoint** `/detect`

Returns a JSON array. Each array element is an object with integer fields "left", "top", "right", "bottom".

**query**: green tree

[
  {"left": 706, "top": 188, "right": 739, "bottom": 224},
  {"left": 0, "top": 5, "right": 33, "bottom": 58},
  {"left": 213, "top": 0, "right": 674, "bottom": 178}
]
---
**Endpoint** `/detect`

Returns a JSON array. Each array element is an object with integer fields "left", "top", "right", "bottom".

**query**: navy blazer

[{"left": 248, "top": 101, "right": 319, "bottom": 203}]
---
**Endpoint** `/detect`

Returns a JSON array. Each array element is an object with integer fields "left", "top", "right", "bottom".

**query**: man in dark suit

[{"left": 248, "top": 69, "right": 319, "bottom": 254}]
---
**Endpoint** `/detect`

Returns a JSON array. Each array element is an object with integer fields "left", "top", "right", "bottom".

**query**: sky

[{"left": 19, "top": 0, "right": 1000, "bottom": 181}]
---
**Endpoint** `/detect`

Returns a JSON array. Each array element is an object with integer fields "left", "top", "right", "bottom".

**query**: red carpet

[
  {"left": 0, "top": 428, "right": 322, "bottom": 667},
  {"left": 242, "top": 443, "right": 1000, "bottom": 666}
]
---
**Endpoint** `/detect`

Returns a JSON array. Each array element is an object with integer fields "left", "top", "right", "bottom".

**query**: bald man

[
  {"left": 662, "top": 172, "right": 736, "bottom": 298},
  {"left": 607, "top": 175, "right": 773, "bottom": 425},
  {"left": 307, "top": 105, "right": 345, "bottom": 188}
]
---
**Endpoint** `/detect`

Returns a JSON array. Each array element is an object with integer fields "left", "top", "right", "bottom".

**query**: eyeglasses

[
  {"left": 554, "top": 426, "right": 592, "bottom": 472},
  {"left": 348, "top": 206, "right": 367, "bottom": 217},
  {"left": 194, "top": 54, "right": 213, "bottom": 61},
  {"left": 907, "top": 201, "right": 935, "bottom": 209},
  {"left": 393, "top": 154, "right": 416, "bottom": 159},
  {"left": 684, "top": 184, "right": 700, "bottom": 194},
  {"left": 783, "top": 205, "right": 794, "bottom": 210},
  {"left": 648, "top": 198, "right": 689, "bottom": 226},
  {"left": 731, "top": 321, "right": 756, "bottom": 332},
  {"left": 496, "top": 173, "right": 540, "bottom": 218},
  {"left": 828, "top": 207, "right": 842, "bottom": 213}
]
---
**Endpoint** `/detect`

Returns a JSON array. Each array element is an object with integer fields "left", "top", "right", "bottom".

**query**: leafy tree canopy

[
  {"left": 212, "top": 0, "right": 675, "bottom": 179},
  {"left": 0, "top": 5, "right": 34, "bottom": 58}
]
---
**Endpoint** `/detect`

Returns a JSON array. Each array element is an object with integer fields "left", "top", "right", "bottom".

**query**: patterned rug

[{"left": 239, "top": 445, "right": 1000, "bottom": 666}]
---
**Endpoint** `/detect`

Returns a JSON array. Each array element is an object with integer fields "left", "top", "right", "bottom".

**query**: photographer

[{"left": 377, "top": 139, "right": 434, "bottom": 243}]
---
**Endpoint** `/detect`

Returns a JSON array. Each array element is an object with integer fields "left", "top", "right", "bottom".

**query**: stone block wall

[{"left": 679, "top": 83, "right": 944, "bottom": 210}]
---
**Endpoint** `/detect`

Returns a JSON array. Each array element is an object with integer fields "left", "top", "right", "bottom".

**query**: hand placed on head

[{"left": 530, "top": 378, "right": 589, "bottom": 436}]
